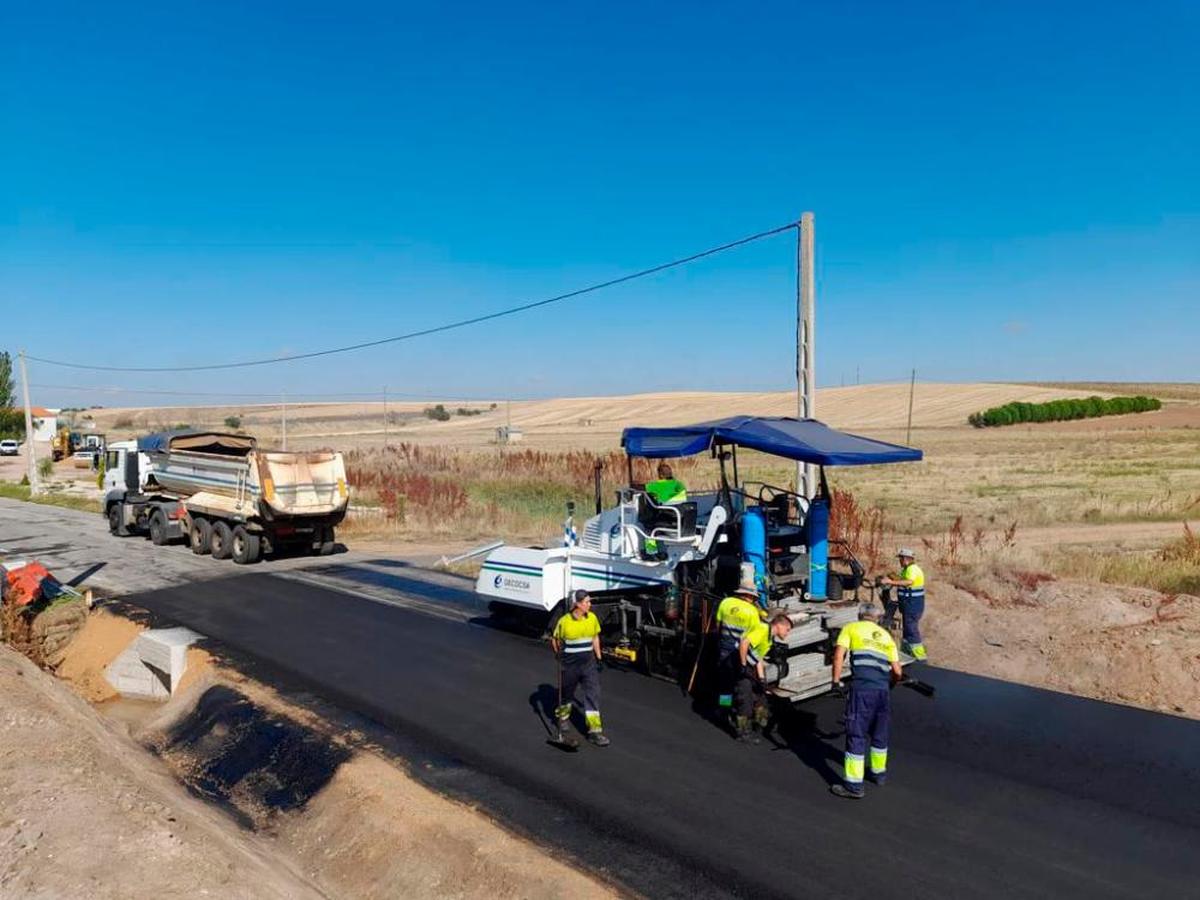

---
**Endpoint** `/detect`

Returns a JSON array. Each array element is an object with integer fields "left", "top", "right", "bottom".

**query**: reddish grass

[{"left": 829, "top": 488, "right": 887, "bottom": 572}]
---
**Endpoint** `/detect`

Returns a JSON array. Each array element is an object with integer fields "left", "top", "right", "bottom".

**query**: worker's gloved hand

[{"left": 830, "top": 682, "right": 847, "bottom": 699}]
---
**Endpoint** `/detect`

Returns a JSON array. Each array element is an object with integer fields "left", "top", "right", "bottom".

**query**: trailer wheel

[
  {"left": 190, "top": 518, "right": 213, "bottom": 555},
  {"left": 231, "top": 526, "right": 261, "bottom": 565},
  {"left": 211, "top": 521, "right": 234, "bottom": 560},
  {"left": 317, "top": 525, "right": 336, "bottom": 556},
  {"left": 107, "top": 503, "right": 123, "bottom": 536},
  {"left": 149, "top": 510, "right": 169, "bottom": 546}
]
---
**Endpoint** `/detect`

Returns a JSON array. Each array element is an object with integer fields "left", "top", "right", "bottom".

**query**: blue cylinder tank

[{"left": 741, "top": 507, "right": 768, "bottom": 606}]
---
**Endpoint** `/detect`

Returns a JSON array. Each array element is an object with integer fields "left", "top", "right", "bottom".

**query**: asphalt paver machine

[{"left": 476, "top": 416, "right": 922, "bottom": 701}]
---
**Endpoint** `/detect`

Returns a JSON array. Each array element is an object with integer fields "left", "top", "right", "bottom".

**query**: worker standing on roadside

[
  {"left": 732, "top": 612, "right": 793, "bottom": 743},
  {"left": 830, "top": 603, "right": 902, "bottom": 799},
  {"left": 714, "top": 577, "right": 764, "bottom": 720},
  {"left": 550, "top": 590, "right": 610, "bottom": 747},
  {"left": 880, "top": 548, "right": 927, "bottom": 660}
]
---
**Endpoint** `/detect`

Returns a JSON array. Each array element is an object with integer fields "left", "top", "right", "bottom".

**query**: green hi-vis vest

[{"left": 645, "top": 478, "right": 687, "bottom": 504}]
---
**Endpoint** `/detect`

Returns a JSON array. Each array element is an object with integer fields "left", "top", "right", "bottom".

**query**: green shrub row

[{"left": 968, "top": 395, "right": 1161, "bottom": 428}]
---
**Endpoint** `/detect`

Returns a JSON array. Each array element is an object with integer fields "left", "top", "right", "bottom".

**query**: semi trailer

[
  {"left": 476, "top": 415, "right": 922, "bottom": 702},
  {"left": 102, "top": 431, "right": 349, "bottom": 564}
]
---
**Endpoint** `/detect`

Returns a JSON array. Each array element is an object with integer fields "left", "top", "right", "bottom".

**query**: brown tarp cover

[{"left": 168, "top": 432, "right": 256, "bottom": 455}]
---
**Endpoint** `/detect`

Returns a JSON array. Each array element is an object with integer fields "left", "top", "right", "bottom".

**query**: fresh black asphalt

[{"left": 124, "top": 571, "right": 1200, "bottom": 899}]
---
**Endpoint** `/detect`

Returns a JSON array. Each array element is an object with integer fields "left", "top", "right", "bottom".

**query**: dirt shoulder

[{"left": 0, "top": 644, "right": 321, "bottom": 899}]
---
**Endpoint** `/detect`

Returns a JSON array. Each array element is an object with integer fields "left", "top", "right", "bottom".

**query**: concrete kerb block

[{"left": 105, "top": 626, "right": 204, "bottom": 700}]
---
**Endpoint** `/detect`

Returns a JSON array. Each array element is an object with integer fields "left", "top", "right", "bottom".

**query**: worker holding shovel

[{"left": 550, "top": 590, "right": 610, "bottom": 747}]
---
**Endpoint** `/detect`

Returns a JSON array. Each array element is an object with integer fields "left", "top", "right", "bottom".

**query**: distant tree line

[{"left": 968, "top": 395, "right": 1162, "bottom": 428}]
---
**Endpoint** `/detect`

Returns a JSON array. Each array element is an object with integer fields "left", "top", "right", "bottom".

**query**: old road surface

[{"left": 3, "top": 500, "right": 1198, "bottom": 898}]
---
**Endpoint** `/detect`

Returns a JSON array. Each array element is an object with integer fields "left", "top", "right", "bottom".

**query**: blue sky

[{"left": 2, "top": 1, "right": 1197, "bottom": 406}]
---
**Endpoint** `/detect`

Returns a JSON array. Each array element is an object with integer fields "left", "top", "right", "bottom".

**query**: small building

[
  {"left": 496, "top": 425, "right": 524, "bottom": 444},
  {"left": 30, "top": 407, "right": 58, "bottom": 442}
]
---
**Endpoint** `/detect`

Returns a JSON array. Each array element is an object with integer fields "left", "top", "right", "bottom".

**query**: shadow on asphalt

[
  {"left": 67, "top": 561, "right": 107, "bottom": 587},
  {"left": 360, "top": 557, "right": 415, "bottom": 569}
]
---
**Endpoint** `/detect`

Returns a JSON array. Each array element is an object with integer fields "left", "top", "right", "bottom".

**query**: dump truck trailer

[
  {"left": 102, "top": 431, "right": 349, "bottom": 564},
  {"left": 476, "top": 416, "right": 923, "bottom": 703}
]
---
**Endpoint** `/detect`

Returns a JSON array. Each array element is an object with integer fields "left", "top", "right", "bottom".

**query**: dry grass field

[{"left": 80, "top": 382, "right": 1166, "bottom": 451}]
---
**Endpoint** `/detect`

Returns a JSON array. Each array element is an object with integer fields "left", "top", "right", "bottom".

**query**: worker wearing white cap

[{"left": 880, "top": 548, "right": 927, "bottom": 660}]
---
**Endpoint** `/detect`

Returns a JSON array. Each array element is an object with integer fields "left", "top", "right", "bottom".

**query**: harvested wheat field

[{"left": 82, "top": 381, "right": 1170, "bottom": 451}]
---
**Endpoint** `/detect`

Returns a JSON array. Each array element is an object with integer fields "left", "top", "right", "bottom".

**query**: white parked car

[{"left": 0, "top": 440, "right": 19, "bottom": 456}]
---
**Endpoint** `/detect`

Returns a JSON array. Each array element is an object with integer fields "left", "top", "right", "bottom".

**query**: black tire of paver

[
  {"left": 149, "top": 510, "right": 169, "bottom": 546},
  {"left": 107, "top": 503, "right": 122, "bottom": 535},
  {"left": 231, "top": 526, "right": 261, "bottom": 565},
  {"left": 828, "top": 575, "right": 844, "bottom": 601},
  {"left": 211, "top": 521, "right": 234, "bottom": 560},
  {"left": 190, "top": 518, "right": 213, "bottom": 555}
]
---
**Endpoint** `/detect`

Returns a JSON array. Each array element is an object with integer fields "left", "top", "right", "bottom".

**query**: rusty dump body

[{"left": 140, "top": 431, "right": 349, "bottom": 524}]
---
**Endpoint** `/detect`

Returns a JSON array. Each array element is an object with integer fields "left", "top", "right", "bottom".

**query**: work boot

[
  {"left": 830, "top": 784, "right": 865, "bottom": 800},
  {"left": 587, "top": 731, "right": 611, "bottom": 747},
  {"left": 868, "top": 772, "right": 887, "bottom": 786},
  {"left": 734, "top": 715, "right": 753, "bottom": 743}
]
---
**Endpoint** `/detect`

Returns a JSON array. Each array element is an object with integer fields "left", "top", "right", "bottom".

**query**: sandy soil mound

[{"left": 926, "top": 574, "right": 1200, "bottom": 717}]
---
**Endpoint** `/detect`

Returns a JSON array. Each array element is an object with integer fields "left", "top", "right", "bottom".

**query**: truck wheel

[
  {"left": 107, "top": 503, "right": 123, "bottom": 536},
  {"left": 317, "top": 526, "right": 336, "bottom": 556},
  {"left": 231, "top": 526, "right": 261, "bottom": 565},
  {"left": 190, "top": 518, "right": 213, "bottom": 555},
  {"left": 149, "top": 510, "right": 169, "bottom": 546},
  {"left": 211, "top": 521, "right": 234, "bottom": 560}
]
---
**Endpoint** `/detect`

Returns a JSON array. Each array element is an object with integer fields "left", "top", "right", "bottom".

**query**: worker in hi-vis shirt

[
  {"left": 550, "top": 589, "right": 611, "bottom": 747},
  {"left": 880, "top": 547, "right": 928, "bottom": 660},
  {"left": 829, "top": 603, "right": 902, "bottom": 799}
]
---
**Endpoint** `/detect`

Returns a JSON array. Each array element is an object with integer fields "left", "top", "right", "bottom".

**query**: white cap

[{"left": 897, "top": 547, "right": 915, "bottom": 559}]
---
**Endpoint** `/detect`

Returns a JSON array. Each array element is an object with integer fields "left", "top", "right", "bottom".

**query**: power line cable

[
  {"left": 32, "top": 383, "right": 498, "bottom": 401},
  {"left": 27, "top": 221, "right": 797, "bottom": 373}
]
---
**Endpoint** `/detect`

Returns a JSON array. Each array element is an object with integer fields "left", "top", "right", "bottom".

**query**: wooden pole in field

[
  {"left": 281, "top": 391, "right": 287, "bottom": 450},
  {"left": 19, "top": 350, "right": 40, "bottom": 494},
  {"left": 797, "top": 212, "right": 816, "bottom": 498},
  {"left": 383, "top": 385, "right": 389, "bottom": 448}
]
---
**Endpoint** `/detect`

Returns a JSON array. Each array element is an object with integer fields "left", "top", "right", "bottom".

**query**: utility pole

[
  {"left": 18, "top": 350, "right": 39, "bottom": 494},
  {"left": 382, "top": 385, "right": 389, "bottom": 448},
  {"left": 281, "top": 391, "right": 287, "bottom": 450},
  {"left": 796, "top": 212, "right": 816, "bottom": 499},
  {"left": 905, "top": 368, "right": 916, "bottom": 445}
]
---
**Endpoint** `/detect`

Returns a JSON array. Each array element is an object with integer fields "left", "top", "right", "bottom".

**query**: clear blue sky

[{"left": 2, "top": 1, "right": 1197, "bottom": 407}]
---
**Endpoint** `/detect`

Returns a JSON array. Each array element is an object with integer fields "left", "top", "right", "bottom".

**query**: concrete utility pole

[
  {"left": 797, "top": 212, "right": 816, "bottom": 499},
  {"left": 383, "top": 385, "right": 389, "bottom": 448},
  {"left": 18, "top": 350, "right": 39, "bottom": 493}
]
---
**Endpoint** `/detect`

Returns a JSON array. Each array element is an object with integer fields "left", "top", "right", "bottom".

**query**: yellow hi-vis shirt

[
  {"left": 743, "top": 620, "right": 773, "bottom": 667},
  {"left": 716, "top": 596, "right": 762, "bottom": 658},
  {"left": 553, "top": 611, "right": 601, "bottom": 659},
  {"left": 894, "top": 563, "right": 926, "bottom": 601},
  {"left": 836, "top": 620, "right": 899, "bottom": 688}
]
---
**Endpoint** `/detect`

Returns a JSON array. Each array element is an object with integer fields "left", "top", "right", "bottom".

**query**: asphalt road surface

[{"left": 122, "top": 571, "right": 1200, "bottom": 900}]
